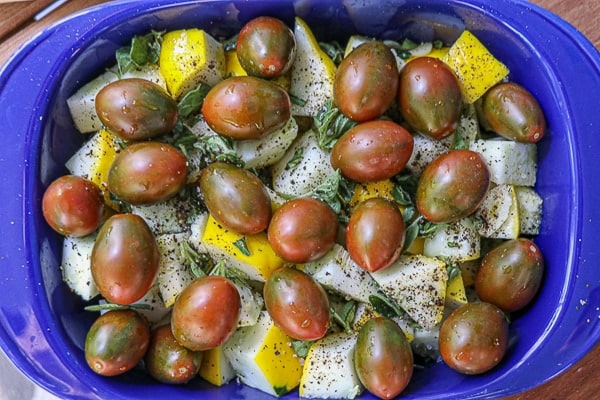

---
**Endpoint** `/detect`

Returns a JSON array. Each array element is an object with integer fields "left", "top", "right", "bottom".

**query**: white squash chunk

[
  {"left": 299, "top": 332, "right": 363, "bottom": 399},
  {"left": 272, "top": 129, "right": 335, "bottom": 197},
  {"left": 406, "top": 133, "right": 451, "bottom": 176},
  {"left": 67, "top": 64, "right": 166, "bottom": 133},
  {"left": 224, "top": 311, "right": 303, "bottom": 397},
  {"left": 470, "top": 139, "right": 537, "bottom": 186},
  {"left": 234, "top": 281, "right": 263, "bottom": 327},
  {"left": 515, "top": 186, "right": 543, "bottom": 235},
  {"left": 476, "top": 184, "right": 520, "bottom": 239},
  {"left": 60, "top": 235, "right": 98, "bottom": 301},
  {"left": 131, "top": 195, "right": 197, "bottom": 236},
  {"left": 155, "top": 233, "right": 195, "bottom": 308},
  {"left": 132, "top": 284, "right": 171, "bottom": 327},
  {"left": 302, "top": 244, "right": 380, "bottom": 303},
  {"left": 370, "top": 255, "right": 447, "bottom": 329},
  {"left": 411, "top": 325, "right": 441, "bottom": 361},
  {"left": 423, "top": 217, "right": 480, "bottom": 261},
  {"left": 289, "top": 17, "right": 336, "bottom": 117},
  {"left": 235, "top": 117, "right": 298, "bottom": 169}
]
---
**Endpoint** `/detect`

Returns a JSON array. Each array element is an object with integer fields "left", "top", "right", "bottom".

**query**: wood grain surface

[{"left": 0, "top": 1, "right": 598, "bottom": 399}]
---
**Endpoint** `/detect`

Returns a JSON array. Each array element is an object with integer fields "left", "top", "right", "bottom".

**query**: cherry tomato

[
  {"left": 85, "top": 309, "right": 150, "bottom": 376},
  {"left": 201, "top": 76, "right": 291, "bottom": 140},
  {"left": 334, "top": 41, "right": 398, "bottom": 121},
  {"left": 42, "top": 175, "right": 104, "bottom": 237},
  {"left": 108, "top": 141, "right": 188, "bottom": 205},
  {"left": 145, "top": 324, "right": 203, "bottom": 384},
  {"left": 354, "top": 317, "right": 414, "bottom": 399},
  {"left": 95, "top": 78, "right": 178, "bottom": 141},
  {"left": 236, "top": 16, "right": 296, "bottom": 78},
  {"left": 91, "top": 213, "right": 160, "bottom": 305},
  {"left": 346, "top": 198, "right": 405, "bottom": 272},
  {"left": 416, "top": 149, "right": 490, "bottom": 223},
  {"left": 475, "top": 238, "right": 544, "bottom": 312},
  {"left": 263, "top": 266, "right": 330, "bottom": 341},
  {"left": 439, "top": 302, "right": 509, "bottom": 375},
  {"left": 482, "top": 82, "right": 546, "bottom": 143},
  {"left": 171, "top": 275, "right": 241, "bottom": 351},
  {"left": 199, "top": 161, "right": 272, "bottom": 235},
  {"left": 330, "top": 120, "right": 414, "bottom": 183},
  {"left": 398, "top": 57, "right": 463, "bottom": 140},
  {"left": 267, "top": 197, "right": 338, "bottom": 263}
]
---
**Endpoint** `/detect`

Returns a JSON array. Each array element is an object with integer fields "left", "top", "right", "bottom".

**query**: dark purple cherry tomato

[
  {"left": 145, "top": 324, "right": 203, "bottom": 384},
  {"left": 398, "top": 57, "right": 463, "bottom": 140},
  {"left": 330, "top": 120, "right": 414, "bottom": 183},
  {"left": 85, "top": 309, "right": 150, "bottom": 376},
  {"left": 201, "top": 76, "right": 291, "bottom": 140},
  {"left": 482, "top": 82, "right": 546, "bottom": 143},
  {"left": 91, "top": 213, "right": 160, "bottom": 305},
  {"left": 475, "top": 238, "right": 544, "bottom": 312},
  {"left": 42, "top": 175, "right": 104, "bottom": 237},
  {"left": 199, "top": 162, "right": 272, "bottom": 235},
  {"left": 108, "top": 141, "right": 188, "bottom": 205},
  {"left": 416, "top": 149, "right": 490, "bottom": 223},
  {"left": 354, "top": 317, "right": 414, "bottom": 399},
  {"left": 263, "top": 266, "right": 330, "bottom": 341},
  {"left": 334, "top": 41, "right": 399, "bottom": 121},
  {"left": 439, "top": 302, "right": 509, "bottom": 375},
  {"left": 346, "top": 198, "right": 405, "bottom": 272},
  {"left": 236, "top": 16, "right": 296, "bottom": 78},
  {"left": 95, "top": 78, "right": 178, "bottom": 141},
  {"left": 267, "top": 197, "right": 338, "bottom": 263},
  {"left": 171, "top": 276, "right": 241, "bottom": 352}
]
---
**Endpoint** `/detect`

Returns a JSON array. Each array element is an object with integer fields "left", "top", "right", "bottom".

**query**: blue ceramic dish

[{"left": 1, "top": 0, "right": 599, "bottom": 399}]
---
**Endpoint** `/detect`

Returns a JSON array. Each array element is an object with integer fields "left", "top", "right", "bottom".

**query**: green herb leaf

[
  {"left": 180, "top": 240, "right": 211, "bottom": 278},
  {"left": 116, "top": 30, "right": 163, "bottom": 75},
  {"left": 285, "top": 147, "right": 304, "bottom": 171},
  {"left": 330, "top": 301, "right": 357, "bottom": 334},
  {"left": 319, "top": 41, "right": 344, "bottom": 65},
  {"left": 292, "top": 340, "right": 314, "bottom": 358},
  {"left": 233, "top": 237, "right": 251, "bottom": 256},
  {"left": 369, "top": 293, "right": 403, "bottom": 318},
  {"left": 314, "top": 99, "right": 357, "bottom": 151},
  {"left": 84, "top": 302, "right": 153, "bottom": 312}
]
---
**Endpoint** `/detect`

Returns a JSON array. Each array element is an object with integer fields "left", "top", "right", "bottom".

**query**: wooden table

[{"left": 0, "top": 1, "right": 598, "bottom": 399}]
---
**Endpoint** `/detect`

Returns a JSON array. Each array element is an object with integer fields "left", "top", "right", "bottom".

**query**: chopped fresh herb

[
  {"left": 292, "top": 340, "right": 313, "bottom": 358},
  {"left": 180, "top": 240, "right": 211, "bottom": 278},
  {"left": 369, "top": 292, "right": 403, "bottom": 318},
  {"left": 289, "top": 93, "right": 307, "bottom": 107},
  {"left": 116, "top": 30, "right": 164, "bottom": 75},
  {"left": 400, "top": 38, "right": 418, "bottom": 50},
  {"left": 302, "top": 170, "right": 355, "bottom": 221},
  {"left": 233, "top": 237, "right": 251, "bottom": 256},
  {"left": 314, "top": 99, "right": 357, "bottom": 151},
  {"left": 433, "top": 39, "right": 444, "bottom": 49},
  {"left": 285, "top": 147, "right": 304, "bottom": 171},
  {"left": 319, "top": 40, "right": 344, "bottom": 65},
  {"left": 84, "top": 302, "right": 153, "bottom": 312},
  {"left": 178, "top": 82, "right": 211, "bottom": 120},
  {"left": 446, "top": 263, "right": 462, "bottom": 281},
  {"left": 193, "top": 134, "right": 244, "bottom": 167},
  {"left": 330, "top": 301, "right": 357, "bottom": 334}
]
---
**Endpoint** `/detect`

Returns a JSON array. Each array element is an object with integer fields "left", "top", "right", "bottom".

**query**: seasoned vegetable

[
  {"left": 237, "top": 16, "right": 296, "bottom": 78},
  {"left": 42, "top": 175, "right": 104, "bottom": 237},
  {"left": 85, "top": 309, "right": 150, "bottom": 376},
  {"left": 202, "top": 76, "right": 291, "bottom": 140},
  {"left": 95, "top": 78, "right": 178, "bottom": 141},
  {"left": 91, "top": 213, "right": 160, "bottom": 305},
  {"left": 334, "top": 41, "right": 398, "bottom": 121},
  {"left": 398, "top": 57, "right": 463, "bottom": 140},
  {"left": 108, "top": 141, "right": 188, "bottom": 205},
  {"left": 330, "top": 120, "right": 414, "bottom": 183}
]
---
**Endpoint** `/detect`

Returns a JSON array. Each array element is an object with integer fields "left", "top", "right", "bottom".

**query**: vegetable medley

[{"left": 43, "top": 15, "right": 546, "bottom": 399}]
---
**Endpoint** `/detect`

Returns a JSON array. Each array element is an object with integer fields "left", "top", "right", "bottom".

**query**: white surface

[{"left": 0, "top": 349, "right": 60, "bottom": 400}]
